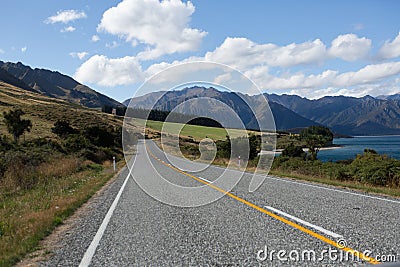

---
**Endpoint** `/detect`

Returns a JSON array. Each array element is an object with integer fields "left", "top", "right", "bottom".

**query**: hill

[
  {"left": 0, "top": 61, "right": 124, "bottom": 109},
  {"left": 0, "top": 80, "right": 122, "bottom": 140},
  {"left": 266, "top": 94, "right": 400, "bottom": 135},
  {"left": 126, "top": 87, "right": 400, "bottom": 135},
  {"left": 126, "top": 87, "right": 318, "bottom": 131}
]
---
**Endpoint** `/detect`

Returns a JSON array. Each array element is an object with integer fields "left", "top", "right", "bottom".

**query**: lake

[{"left": 318, "top": 135, "right": 400, "bottom": 162}]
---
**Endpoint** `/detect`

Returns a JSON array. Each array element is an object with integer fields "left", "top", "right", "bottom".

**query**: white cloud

[
  {"left": 246, "top": 61, "right": 400, "bottom": 94},
  {"left": 73, "top": 30, "right": 400, "bottom": 99},
  {"left": 377, "top": 32, "right": 400, "bottom": 60},
  {"left": 74, "top": 55, "right": 144, "bottom": 86},
  {"left": 0, "top": 48, "right": 4, "bottom": 54},
  {"left": 45, "top": 10, "right": 87, "bottom": 24},
  {"left": 97, "top": 0, "right": 207, "bottom": 59},
  {"left": 69, "top": 52, "right": 89, "bottom": 60},
  {"left": 91, "top": 35, "right": 100, "bottom": 42},
  {"left": 21, "top": 46, "right": 27, "bottom": 53},
  {"left": 328, "top": 34, "right": 371, "bottom": 61},
  {"left": 61, "top": 26, "right": 76, "bottom": 33},
  {"left": 334, "top": 61, "right": 400, "bottom": 87},
  {"left": 203, "top": 37, "right": 327, "bottom": 69},
  {"left": 106, "top": 41, "right": 119, "bottom": 49}
]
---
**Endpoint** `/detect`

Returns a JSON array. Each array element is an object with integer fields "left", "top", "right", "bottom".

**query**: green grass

[{"left": 144, "top": 119, "right": 255, "bottom": 141}]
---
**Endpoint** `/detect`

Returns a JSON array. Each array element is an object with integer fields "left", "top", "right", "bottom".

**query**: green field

[{"left": 143, "top": 119, "right": 257, "bottom": 141}]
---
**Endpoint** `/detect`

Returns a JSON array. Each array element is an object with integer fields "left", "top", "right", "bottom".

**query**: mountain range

[
  {"left": 1, "top": 60, "right": 400, "bottom": 136},
  {"left": 0, "top": 61, "right": 123, "bottom": 108},
  {"left": 125, "top": 87, "right": 400, "bottom": 135}
]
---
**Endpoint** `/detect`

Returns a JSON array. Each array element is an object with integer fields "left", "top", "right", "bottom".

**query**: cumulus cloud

[
  {"left": 69, "top": 52, "right": 89, "bottom": 60},
  {"left": 97, "top": 0, "right": 207, "bottom": 59},
  {"left": 21, "top": 46, "right": 27, "bottom": 53},
  {"left": 246, "top": 61, "right": 400, "bottom": 94},
  {"left": 61, "top": 26, "right": 76, "bottom": 33},
  {"left": 204, "top": 37, "right": 327, "bottom": 69},
  {"left": 328, "top": 34, "right": 371, "bottom": 61},
  {"left": 74, "top": 30, "right": 400, "bottom": 98},
  {"left": 334, "top": 61, "right": 400, "bottom": 87},
  {"left": 377, "top": 32, "right": 400, "bottom": 60},
  {"left": 91, "top": 35, "right": 100, "bottom": 42},
  {"left": 74, "top": 55, "right": 144, "bottom": 86},
  {"left": 45, "top": 10, "right": 87, "bottom": 24}
]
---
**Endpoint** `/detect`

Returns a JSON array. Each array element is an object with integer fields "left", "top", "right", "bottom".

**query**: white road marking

[
  {"left": 198, "top": 176, "right": 212, "bottom": 183},
  {"left": 264, "top": 206, "right": 343, "bottom": 239},
  {"left": 79, "top": 167, "right": 133, "bottom": 267},
  {"left": 265, "top": 175, "right": 400, "bottom": 205}
]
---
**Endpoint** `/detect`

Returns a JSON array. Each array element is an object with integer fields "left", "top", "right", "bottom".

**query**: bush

[
  {"left": 84, "top": 125, "right": 120, "bottom": 148},
  {"left": 63, "top": 134, "right": 90, "bottom": 153},
  {"left": 281, "top": 143, "right": 306, "bottom": 158},
  {"left": 349, "top": 151, "right": 400, "bottom": 186},
  {"left": 51, "top": 120, "right": 78, "bottom": 137},
  {"left": 272, "top": 149, "right": 400, "bottom": 188}
]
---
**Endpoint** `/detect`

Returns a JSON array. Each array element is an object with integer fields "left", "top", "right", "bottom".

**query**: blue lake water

[{"left": 318, "top": 135, "right": 400, "bottom": 162}]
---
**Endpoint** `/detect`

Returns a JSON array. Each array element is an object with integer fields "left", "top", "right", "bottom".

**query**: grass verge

[{"left": 0, "top": 162, "right": 118, "bottom": 267}]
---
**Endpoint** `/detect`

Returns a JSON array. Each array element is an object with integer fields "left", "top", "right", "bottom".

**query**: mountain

[
  {"left": 0, "top": 61, "right": 124, "bottom": 109},
  {"left": 265, "top": 94, "right": 400, "bottom": 135},
  {"left": 126, "top": 87, "right": 400, "bottom": 135},
  {"left": 126, "top": 86, "right": 318, "bottom": 131},
  {"left": 0, "top": 67, "right": 38, "bottom": 93},
  {"left": 377, "top": 93, "right": 400, "bottom": 101}
]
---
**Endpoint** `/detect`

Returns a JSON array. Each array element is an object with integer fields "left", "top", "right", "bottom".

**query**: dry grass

[
  {"left": 0, "top": 81, "right": 123, "bottom": 141},
  {"left": 0, "top": 159, "right": 116, "bottom": 267},
  {"left": 0, "top": 81, "right": 125, "bottom": 266}
]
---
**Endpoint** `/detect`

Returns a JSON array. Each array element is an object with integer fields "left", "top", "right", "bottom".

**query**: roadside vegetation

[
  {"left": 144, "top": 120, "right": 400, "bottom": 197},
  {"left": 0, "top": 82, "right": 124, "bottom": 267}
]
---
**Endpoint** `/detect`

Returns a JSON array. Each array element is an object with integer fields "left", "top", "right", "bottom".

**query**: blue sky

[{"left": 1, "top": 0, "right": 400, "bottom": 101}]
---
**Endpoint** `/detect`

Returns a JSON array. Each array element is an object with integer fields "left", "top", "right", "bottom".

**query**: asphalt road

[{"left": 41, "top": 140, "right": 400, "bottom": 266}]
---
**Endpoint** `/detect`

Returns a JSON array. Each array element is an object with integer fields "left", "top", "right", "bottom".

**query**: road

[{"left": 41, "top": 140, "right": 399, "bottom": 266}]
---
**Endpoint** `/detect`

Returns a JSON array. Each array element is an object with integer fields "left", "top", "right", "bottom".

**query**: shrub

[
  {"left": 63, "top": 134, "right": 90, "bottom": 153},
  {"left": 51, "top": 120, "right": 78, "bottom": 137},
  {"left": 84, "top": 125, "right": 120, "bottom": 148},
  {"left": 3, "top": 109, "right": 32, "bottom": 143},
  {"left": 281, "top": 143, "right": 306, "bottom": 158}
]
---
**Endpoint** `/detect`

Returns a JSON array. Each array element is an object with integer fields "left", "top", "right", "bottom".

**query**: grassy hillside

[
  {"left": 0, "top": 81, "right": 124, "bottom": 266},
  {"left": 0, "top": 81, "right": 122, "bottom": 139}
]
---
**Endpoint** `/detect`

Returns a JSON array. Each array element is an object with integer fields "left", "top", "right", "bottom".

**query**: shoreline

[{"left": 272, "top": 145, "right": 342, "bottom": 154}]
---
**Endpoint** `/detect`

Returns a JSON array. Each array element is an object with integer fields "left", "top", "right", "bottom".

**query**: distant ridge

[
  {"left": 125, "top": 86, "right": 318, "bottom": 131},
  {"left": 265, "top": 93, "right": 400, "bottom": 135},
  {"left": 126, "top": 87, "right": 400, "bottom": 135},
  {"left": 0, "top": 61, "right": 124, "bottom": 109}
]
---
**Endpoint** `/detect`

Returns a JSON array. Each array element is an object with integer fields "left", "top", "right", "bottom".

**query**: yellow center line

[{"left": 145, "top": 144, "right": 380, "bottom": 264}]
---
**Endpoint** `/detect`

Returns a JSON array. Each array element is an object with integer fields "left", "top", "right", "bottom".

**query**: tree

[
  {"left": 3, "top": 109, "right": 32, "bottom": 143},
  {"left": 51, "top": 120, "right": 77, "bottom": 137},
  {"left": 282, "top": 142, "right": 306, "bottom": 158},
  {"left": 300, "top": 126, "right": 333, "bottom": 160}
]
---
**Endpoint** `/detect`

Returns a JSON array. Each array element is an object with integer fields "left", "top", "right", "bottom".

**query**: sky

[{"left": 1, "top": 0, "right": 400, "bottom": 102}]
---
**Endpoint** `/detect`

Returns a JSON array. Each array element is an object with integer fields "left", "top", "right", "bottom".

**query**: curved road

[{"left": 41, "top": 140, "right": 399, "bottom": 266}]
